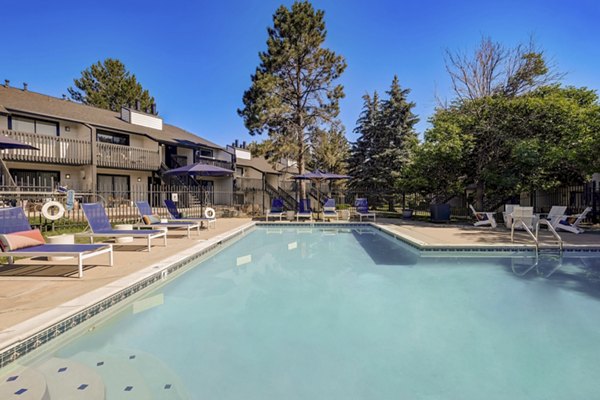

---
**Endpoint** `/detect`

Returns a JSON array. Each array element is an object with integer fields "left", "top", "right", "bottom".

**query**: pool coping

[{"left": 1, "top": 220, "right": 599, "bottom": 370}]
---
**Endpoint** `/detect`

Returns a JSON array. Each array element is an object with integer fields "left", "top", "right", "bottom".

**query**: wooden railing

[
  {"left": 196, "top": 156, "right": 234, "bottom": 171},
  {"left": 97, "top": 142, "right": 161, "bottom": 170},
  {"left": 1, "top": 130, "right": 91, "bottom": 165}
]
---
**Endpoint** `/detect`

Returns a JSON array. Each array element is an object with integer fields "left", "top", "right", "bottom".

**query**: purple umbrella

[
  {"left": 293, "top": 170, "right": 351, "bottom": 213},
  {"left": 163, "top": 162, "right": 233, "bottom": 177},
  {"left": 0, "top": 135, "right": 39, "bottom": 150}
]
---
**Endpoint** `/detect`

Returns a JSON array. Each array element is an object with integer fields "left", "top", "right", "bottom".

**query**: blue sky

[{"left": 2, "top": 0, "right": 599, "bottom": 145}]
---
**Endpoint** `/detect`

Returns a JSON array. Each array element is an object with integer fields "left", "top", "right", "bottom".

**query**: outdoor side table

[
  {"left": 46, "top": 234, "right": 75, "bottom": 261},
  {"left": 286, "top": 211, "right": 295, "bottom": 221},
  {"left": 114, "top": 224, "right": 134, "bottom": 243}
]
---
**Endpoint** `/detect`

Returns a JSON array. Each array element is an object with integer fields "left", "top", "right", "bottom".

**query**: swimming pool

[{"left": 2, "top": 225, "right": 600, "bottom": 399}]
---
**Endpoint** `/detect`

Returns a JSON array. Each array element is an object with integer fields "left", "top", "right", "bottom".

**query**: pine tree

[
  {"left": 348, "top": 92, "right": 380, "bottom": 197},
  {"left": 68, "top": 58, "right": 155, "bottom": 112},
  {"left": 238, "top": 1, "right": 346, "bottom": 199}
]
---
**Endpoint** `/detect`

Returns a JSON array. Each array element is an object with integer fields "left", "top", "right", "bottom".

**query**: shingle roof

[
  {"left": 236, "top": 156, "right": 281, "bottom": 174},
  {"left": 0, "top": 85, "right": 223, "bottom": 149}
]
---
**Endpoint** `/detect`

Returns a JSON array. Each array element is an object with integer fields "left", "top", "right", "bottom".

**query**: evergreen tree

[
  {"left": 68, "top": 58, "right": 155, "bottom": 112},
  {"left": 373, "top": 76, "right": 419, "bottom": 210},
  {"left": 348, "top": 92, "right": 380, "bottom": 197},
  {"left": 311, "top": 122, "right": 349, "bottom": 174},
  {"left": 238, "top": 1, "right": 346, "bottom": 199}
]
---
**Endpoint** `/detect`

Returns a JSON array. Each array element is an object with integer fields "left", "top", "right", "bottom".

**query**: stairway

[{"left": 265, "top": 182, "right": 297, "bottom": 210}]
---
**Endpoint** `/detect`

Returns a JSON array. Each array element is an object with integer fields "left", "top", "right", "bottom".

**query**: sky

[{"left": 2, "top": 0, "right": 599, "bottom": 146}]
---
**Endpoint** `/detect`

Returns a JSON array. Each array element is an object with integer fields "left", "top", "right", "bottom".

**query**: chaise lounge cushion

[
  {"left": 142, "top": 214, "right": 161, "bottom": 225},
  {"left": 0, "top": 229, "right": 46, "bottom": 252}
]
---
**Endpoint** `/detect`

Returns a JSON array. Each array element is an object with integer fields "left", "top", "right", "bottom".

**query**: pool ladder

[{"left": 511, "top": 219, "right": 563, "bottom": 255}]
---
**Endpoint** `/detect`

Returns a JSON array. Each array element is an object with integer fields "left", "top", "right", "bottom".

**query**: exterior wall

[
  {"left": 265, "top": 173, "right": 278, "bottom": 188},
  {"left": 5, "top": 161, "right": 86, "bottom": 189},
  {"left": 96, "top": 168, "right": 152, "bottom": 203},
  {"left": 214, "top": 148, "right": 233, "bottom": 163},
  {"left": 129, "top": 110, "right": 163, "bottom": 130},
  {"left": 177, "top": 147, "right": 194, "bottom": 165}
]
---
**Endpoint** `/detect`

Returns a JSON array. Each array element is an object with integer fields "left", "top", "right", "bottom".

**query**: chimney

[
  {"left": 242, "top": 141, "right": 246, "bottom": 148},
  {"left": 23, "top": 82, "right": 28, "bottom": 91},
  {"left": 62, "top": 94, "right": 67, "bottom": 100},
  {"left": 151, "top": 103, "right": 157, "bottom": 115},
  {"left": 234, "top": 139, "right": 239, "bottom": 148},
  {"left": 4, "top": 79, "right": 9, "bottom": 88},
  {"left": 135, "top": 100, "right": 141, "bottom": 111}
]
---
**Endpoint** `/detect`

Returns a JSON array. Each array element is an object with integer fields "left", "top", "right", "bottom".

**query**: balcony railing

[
  {"left": 97, "top": 142, "right": 161, "bottom": 171},
  {"left": 1, "top": 130, "right": 91, "bottom": 165},
  {"left": 196, "top": 156, "right": 234, "bottom": 171}
]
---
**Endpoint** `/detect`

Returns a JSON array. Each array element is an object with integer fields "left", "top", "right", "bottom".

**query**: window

[
  {"left": 97, "top": 130, "right": 130, "bottom": 146},
  {"left": 11, "top": 169, "right": 60, "bottom": 187},
  {"left": 195, "top": 148, "right": 213, "bottom": 161},
  {"left": 9, "top": 116, "right": 58, "bottom": 136}
]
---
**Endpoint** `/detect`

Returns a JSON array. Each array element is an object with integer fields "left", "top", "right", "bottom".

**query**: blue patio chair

[
  {"left": 296, "top": 199, "right": 313, "bottom": 221},
  {"left": 355, "top": 198, "right": 376, "bottom": 222},
  {"left": 0, "top": 207, "right": 113, "bottom": 278},
  {"left": 266, "top": 198, "right": 286, "bottom": 221},
  {"left": 134, "top": 201, "right": 200, "bottom": 238},
  {"left": 163, "top": 199, "right": 216, "bottom": 229},
  {"left": 322, "top": 198, "right": 338, "bottom": 221},
  {"left": 78, "top": 203, "right": 167, "bottom": 252}
]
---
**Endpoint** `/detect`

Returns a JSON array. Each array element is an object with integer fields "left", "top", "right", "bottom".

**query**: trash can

[{"left": 430, "top": 204, "right": 451, "bottom": 223}]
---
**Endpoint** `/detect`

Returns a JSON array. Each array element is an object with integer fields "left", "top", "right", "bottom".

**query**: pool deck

[{"left": 1, "top": 217, "right": 598, "bottom": 351}]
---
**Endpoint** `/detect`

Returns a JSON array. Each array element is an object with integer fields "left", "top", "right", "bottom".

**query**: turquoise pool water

[{"left": 5, "top": 226, "right": 600, "bottom": 399}]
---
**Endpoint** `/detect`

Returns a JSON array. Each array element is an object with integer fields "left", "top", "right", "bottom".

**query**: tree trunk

[{"left": 476, "top": 181, "right": 484, "bottom": 210}]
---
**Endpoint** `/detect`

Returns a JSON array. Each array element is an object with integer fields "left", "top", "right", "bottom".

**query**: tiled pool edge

[{"left": 0, "top": 221, "right": 257, "bottom": 370}]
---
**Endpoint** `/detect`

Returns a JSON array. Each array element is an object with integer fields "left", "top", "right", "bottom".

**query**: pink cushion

[{"left": 0, "top": 229, "right": 46, "bottom": 252}]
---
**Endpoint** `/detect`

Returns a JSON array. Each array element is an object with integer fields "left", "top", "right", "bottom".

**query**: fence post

[{"left": 593, "top": 180, "right": 598, "bottom": 223}]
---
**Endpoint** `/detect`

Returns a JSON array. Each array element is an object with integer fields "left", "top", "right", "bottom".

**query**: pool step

[
  {"left": 71, "top": 347, "right": 189, "bottom": 399},
  {"left": 0, "top": 357, "right": 104, "bottom": 400}
]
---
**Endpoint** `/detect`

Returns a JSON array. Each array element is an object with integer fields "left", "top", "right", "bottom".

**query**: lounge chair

[
  {"left": 555, "top": 207, "right": 592, "bottom": 234},
  {"left": 135, "top": 201, "right": 200, "bottom": 238},
  {"left": 540, "top": 206, "right": 567, "bottom": 229},
  {"left": 0, "top": 207, "right": 113, "bottom": 278},
  {"left": 78, "top": 203, "right": 167, "bottom": 252},
  {"left": 469, "top": 204, "right": 497, "bottom": 228},
  {"left": 296, "top": 199, "right": 313, "bottom": 221},
  {"left": 322, "top": 198, "right": 338, "bottom": 221},
  {"left": 266, "top": 198, "right": 286, "bottom": 221},
  {"left": 164, "top": 199, "right": 216, "bottom": 229},
  {"left": 355, "top": 198, "right": 376, "bottom": 222},
  {"left": 502, "top": 204, "right": 518, "bottom": 228},
  {"left": 510, "top": 206, "right": 536, "bottom": 242}
]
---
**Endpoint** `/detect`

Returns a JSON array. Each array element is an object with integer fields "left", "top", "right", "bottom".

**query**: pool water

[{"left": 5, "top": 226, "right": 600, "bottom": 399}]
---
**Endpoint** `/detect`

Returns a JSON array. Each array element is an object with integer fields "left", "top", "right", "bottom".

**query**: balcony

[
  {"left": 96, "top": 142, "right": 161, "bottom": 171},
  {"left": 1, "top": 129, "right": 91, "bottom": 165}
]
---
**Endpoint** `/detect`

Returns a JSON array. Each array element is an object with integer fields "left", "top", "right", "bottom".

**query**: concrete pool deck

[{"left": 1, "top": 217, "right": 598, "bottom": 340}]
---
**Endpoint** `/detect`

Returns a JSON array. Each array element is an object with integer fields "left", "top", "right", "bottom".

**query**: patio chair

[
  {"left": 355, "top": 198, "right": 376, "bottom": 222},
  {"left": 541, "top": 206, "right": 567, "bottom": 229},
  {"left": 164, "top": 199, "right": 216, "bottom": 229},
  {"left": 135, "top": 201, "right": 200, "bottom": 238},
  {"left": 78, "top": 203, "right": 167, "bottom": 252},
  {"left": 502, "top": 204, "right": 518, "bottom": 228},
  {"left": 296, "top": 199, "right": 313, "bottom": 221},
  {"left": 266, "top": 198, "right": 286, "bottom": 221},
  {"left": 555, "top": 207, "right": 592, "bottom": 234},
  {"left": 322, "top": 198, "right": 338, "bottom": 221},
  {"left": 469, "top": 204, "right": 497, "bottom": 228},
  {"left": 0, "top": 207, "right": 113, "bottom": 278},
  {"left": 510, "top": 206, "right": 536, "bottom": 242}
]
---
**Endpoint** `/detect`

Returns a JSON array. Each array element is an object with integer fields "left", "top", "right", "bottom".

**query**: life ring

[
  {"left": 204, "top": 207, "right": 216, "bottom": 219},
  {"left": 41, "top": 201, "right": 65, "bottom": 221}
]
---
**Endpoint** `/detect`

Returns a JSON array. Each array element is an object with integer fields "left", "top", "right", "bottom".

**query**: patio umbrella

[
  {"left": 163, "top": 162, "right": 234, "bottom": 177},
  {"left": 163, "top": 162, "right": 234, "bottom": 217},
  {"left": 292, "top": 170, "right": 351, "bottom": 213},
  {"left": 0, "top": 135, "right": 39, "bottom": 150},
  {"left": 0, "top": 136, "right": 39, "bottom": 186}
]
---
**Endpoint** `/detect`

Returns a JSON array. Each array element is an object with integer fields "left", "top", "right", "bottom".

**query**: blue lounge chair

[
  {"left": 355, "top": 198, "right": 376, "bottom": 222},
  {"left": 78, "top": 203, "right": 167, "bottom": 252},
  {"left": 164, "top": 199, "right": 216, "bottom": 229},
  {"left": 134, "top": 201, "right": 200, "bottom": 238},
  {"left": 0, "top": 207, "right": 113, "bottom": 278},
  {"left": 322, "top": 198, "right": 338, "bottom": 221},
  {"left": 266, "top": 198, "right": 286, "bottom": 221},
  {"left": 296, "top": 199, "right": 313, "bottom": 221}
]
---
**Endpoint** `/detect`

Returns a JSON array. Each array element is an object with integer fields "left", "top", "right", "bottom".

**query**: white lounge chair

[
  {"left": 555, "top": 207, "right": 592, "bottom": 234},
  {"left": 503, "top": 204, "right": 518, "bottom": 228},
  {"left": 322, "top": 198, "right": 338, "bottom": 221},
  {"left": 541, "top": 206, "right": 567, "bottom": 229},
  {"left": 355, "top": 198, "right": 376, "bottom": 222},
  {"left": 469, "top": 204, "right": 497, "bottom": 228},
  {"left": 510, "top": 206, "right": 536, "bottom": 242}
]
